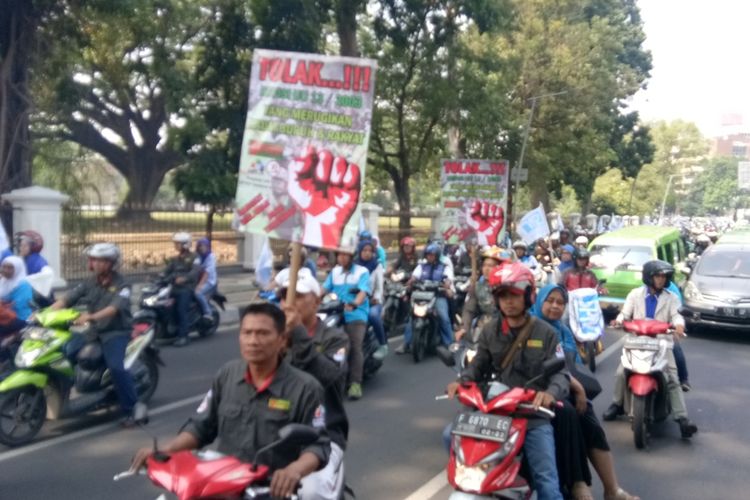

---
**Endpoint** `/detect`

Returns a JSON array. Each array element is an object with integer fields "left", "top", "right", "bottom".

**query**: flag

[
  {"left": 255, "top": 238, "right": 273, "bottom": 288},
  {"left": 517, "top": 203, "right": 550, "bottom": 244},
  {"left": 359, "top": 213, "right": 367, "bottom": 235},
  {"left": 0, "top": 221, "right": 10, "bottom": 260}
]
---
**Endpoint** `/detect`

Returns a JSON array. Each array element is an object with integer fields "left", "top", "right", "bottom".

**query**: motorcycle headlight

[
  {"left": 464, "top": 348, "right": 477, "bottom": 365},
  {"left": 413, "top": 304, "right": 428, "bottom": 317},
  {"left": 24, "top": 327, "right": 54, "bottom": 341},
  {"left": 15, "top": 345, "right": 43, "bottom": 368},
  {"left": 392, "top": 272, "right": 405, "bottom": 282},
  {"left": 454, "top": 463, "right": 487, "bottom": 493},
  {"left": 143, "top": 295, "right": 159, "bottom": 307},
  {"left": 683, "top": 281, "right": 703, "bottom": 302}
]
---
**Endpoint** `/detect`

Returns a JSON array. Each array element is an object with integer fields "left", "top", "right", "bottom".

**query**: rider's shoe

[
  {"left": 602, "top": 403, "right": 624, "bottom": 421},
  {"left": 681, "top": 381, "right": 692, "bottom": 392},
  {"left": 347, "top": 383, "right": 362, "bottom": 401},
  {"left": 677, "top": 417, "right": 698, "bottom": 438},
  {"left": 373, "top": 345, "right": 388, "bottom": 360},
  {"left": 201, "top": 313, "right": 214, "bottom": 324},
  {"left": 395, "top": 343, "right": 410, "bottom": 355},
  {"left": 173, "top": 337, "right": 190, "bottom": 347}
]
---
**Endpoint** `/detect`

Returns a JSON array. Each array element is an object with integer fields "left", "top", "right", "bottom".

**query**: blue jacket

[{"left": 2, "top": 281, "right": 33, "bottom": 321}]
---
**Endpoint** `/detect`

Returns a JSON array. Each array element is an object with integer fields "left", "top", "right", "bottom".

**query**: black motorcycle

[
  {"left": 409, "top": 280, "right": 445, "bottom": 363},
  {"left": 136, "top": 281, "right": 226, "bottom": 343},
  {"left": 382, "top": 269, "right": 409, "bottom": 337},
  {"left": 451, "top": 267, "right": 472, "bottom": 320},
  {"left": 317, "top": 292, "right": 382, "bottom": 380}
]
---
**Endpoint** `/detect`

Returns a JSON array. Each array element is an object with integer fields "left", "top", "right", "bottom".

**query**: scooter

[
  {"left": 620, "top": 319, "right": 674, "bottom": 450},
  {"left": 567, "top": 287, "right": 605, "bottom": 372},
  {"left": 382, "top": 270, "right": 409, "bottom": 337},
  {"left": 452, "top": 268, "right": 473, "bottom": 320},
  {"left": 437, "top": 358, "right": 565, "bottom": 499},
  {"left": 137, "top": 280, "right": 227, "bottom": 342},
  {"left": 409, "top": 280, "right": 444, "bottom": 363},
  {"left": 114, "top": 424, "right": 324, "bottom": 500},
  {"left": 318, "top": 292, "right": 382, "bottom": 380},
  {"left": 0, "top": 308, "right": 162, "bottom": 446}
]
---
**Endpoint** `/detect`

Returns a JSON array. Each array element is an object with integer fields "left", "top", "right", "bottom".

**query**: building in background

[{"left": 711, "top": 114, "right": 750, "bottom": 160}]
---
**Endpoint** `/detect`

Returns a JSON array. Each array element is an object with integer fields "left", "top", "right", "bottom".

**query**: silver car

[{"left": 681, "top": 243, "right": 750, "bottom": 331}]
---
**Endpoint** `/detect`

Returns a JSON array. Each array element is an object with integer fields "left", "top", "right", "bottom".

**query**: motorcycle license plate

[
  {"left": 452, "top": 412, "right": 512, "bottom": 443},
  {"left": 624, "top": 336, "right": 661, "bottom": 351}
]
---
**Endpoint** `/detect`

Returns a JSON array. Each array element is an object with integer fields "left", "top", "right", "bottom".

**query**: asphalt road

[{"left": 1, "top": 324, "right": 749, "bottom": 500}]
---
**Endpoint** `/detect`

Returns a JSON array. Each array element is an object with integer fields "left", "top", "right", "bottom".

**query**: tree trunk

[
  {"left": 394, "top": 175, "right": 411, "bottom": 234},
  {"left": 335, "top": 0, "right": 362, "bottom": 57},
  {"left": 205, "top": 205, "right": 216, "bottom": 239},
  {"left": 116, "top": 161, "right": 170, "bottom": 217},
  {"left": 0, "top": 1, "right": 37, "bottom": 194},
  {"left": 528, "top": 169, "right": 550, "bottom": 212}
]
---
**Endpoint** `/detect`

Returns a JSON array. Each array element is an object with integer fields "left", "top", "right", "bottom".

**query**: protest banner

[
  {"left": 438, "top": 159, "right": 510, "bottom": 246},
  {"left": 235, "top": 49, "right": 377, "bottom": 251},
  {"left": 517, "top": 203, "right": 551, "bottom": 244}
]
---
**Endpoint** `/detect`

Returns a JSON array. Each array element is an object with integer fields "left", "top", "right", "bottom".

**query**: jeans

[
  {"left": 172, "top": 287, "right": 192, "bottom": 338},
  {"left": 368, "top": 303, "right": 387, "bottom": 346},
  {"left": 195, "top": 283, "right": 217, "bottom": 316},
  {"left": 673, "top": 341, "right": 689, "bottom": 383},
  {"left": 404, "top": 296, "right": 453, "bottom": 347},
  {"left": 345, "top": 321, "right": 366, "bottom": 385},
  {"left": 102, "top": 334, "right": 139, "bottom": 415},
  {"left": 524, "top": 424, "right": 564, "bottom": 500}
]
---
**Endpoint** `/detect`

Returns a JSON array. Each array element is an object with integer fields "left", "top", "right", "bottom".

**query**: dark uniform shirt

[
  {"left": 164, "top": 251, "right": 202, "bottom": 289},
  {"left": 288, "top": 321, "right": 350, "bottom": 450},
  {"left": 461, "top": 279, "right": 498, "bottom": 341},
  {"left": 184, "top": 359, "right": 330, "bottom": 471},
  {"left": 63, "top": 272, "right": 132, "bottom": 340}
]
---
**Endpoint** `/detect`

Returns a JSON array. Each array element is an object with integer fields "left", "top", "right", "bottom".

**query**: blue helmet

[
  {"left": 359, "top": 230, "right": 372, "bottom": 241},
  {"left": 424, "top": 243, "right": 440, "bottom": 257}
]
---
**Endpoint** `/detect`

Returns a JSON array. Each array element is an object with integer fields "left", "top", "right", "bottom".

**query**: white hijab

[{"left": 0, "top": 255, "right": 27, "bottom": 299}]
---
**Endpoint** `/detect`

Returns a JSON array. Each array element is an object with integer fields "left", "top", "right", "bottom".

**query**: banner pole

[{"left": 285, "top": 242, "right": 303, "bottom": 305}]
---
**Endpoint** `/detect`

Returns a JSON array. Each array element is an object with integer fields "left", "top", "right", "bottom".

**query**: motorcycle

[
  {"left": 382, "top": 270, "right": 409, "bottom": 337},
  {"left": 0, "top": 308, "right": 162, "bottom": 446},
  {"left": 409, "top": 280, "right": 445, "bottom": 363},
  {"left": 137, "top": 280, "right": 227, "bottom": 342},
  {"left": 567, "top": 287, "right": 605, "bottom": 372},
  {"left": 620, "top": 319, "right": 674, "bottom": 450},
  {"left": 438, "top": 358, "right": 565, "bottom": 499},
  {"left": 317, "top": 292, "right": 382, "bottom": 380},
  {"left": 115, "top": 424, "right": 325, "bottom": 500},
  {"left": 452, "top": 268, "right": 473, "bottom": 320}
]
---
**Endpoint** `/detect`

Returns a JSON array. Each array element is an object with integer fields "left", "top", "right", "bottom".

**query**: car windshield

[
  {"left": 589, "top": 245, "right": 653, "bottom": 270},
  {"left": 696, "top": 251, "right": 750, "bottom": 278}
]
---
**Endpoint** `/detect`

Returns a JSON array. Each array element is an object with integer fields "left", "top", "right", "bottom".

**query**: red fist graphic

[
  {"left": 288, "top": 147, "right": 361, "bottom": 249},
  {"left": 466, "top": 200, "right": 505, "bottom": 246}
]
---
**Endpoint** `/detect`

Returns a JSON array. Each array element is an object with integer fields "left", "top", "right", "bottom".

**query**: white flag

[
  {"left": 0, "top": 221, "right": 9, "bottom": 255},
  {"left": 517, "top": 203, "right": 550, "bottom": 245},
  {"left": 255, "top": 239, "right": 273, "bottom": 288}
]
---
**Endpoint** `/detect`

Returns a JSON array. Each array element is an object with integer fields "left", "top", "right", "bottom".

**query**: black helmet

[
  {"left": 642, "top": 260, "right": 674, "bottom": 288},
  {"left": 573, "top": 248, "right": 590, "bottom": 260}
]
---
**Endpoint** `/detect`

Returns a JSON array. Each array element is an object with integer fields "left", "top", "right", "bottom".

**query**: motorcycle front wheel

[
  {"left": 412, "top": 319, "right": 428, "bottom": 363},
  {"left": 632, "top": 394, "right": 650, "bottom": 450},
  {"left": 587, "top": 342, "right": 597, "bottom": 372},
  {"left": 0, "top": 386, "right": 46, "bottom": 447}
]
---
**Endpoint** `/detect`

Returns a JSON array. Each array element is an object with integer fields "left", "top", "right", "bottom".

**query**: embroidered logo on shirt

[
  {"left": 118, "top": 287, "right": 131, "bottom": 298},
  {"left": 197, "top": 389, "right": 212, "bottom": 413},
  {"left": 312, "top": 405, "right": 326, "bottom": 429},
  {"left": 268, "top": 398, "right": 291, "bottom": 411},
  {"left": 526, "top": 339, "right": 543, "bottom": 348},
  {"left": 555, "top": 343, "right": 565, "bottom": 359}
]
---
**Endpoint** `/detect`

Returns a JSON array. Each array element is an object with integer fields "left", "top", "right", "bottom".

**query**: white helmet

[
  {"left": 172, "top": 232, "right": 192, "bottom": 249},
  {"left": 512, "top": 240, "right": 527, "bottom": 249},
  {"left": 575, "top": 235, "right": 589, "bottom": 246},
  {"left": 86, "top": 243, "right": 121, "bottom": 266},
  {"left": 696, "top": 234, "right": 711, "bottom": 244}
]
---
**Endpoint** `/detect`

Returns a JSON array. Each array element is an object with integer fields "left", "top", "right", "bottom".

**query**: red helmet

[
  {"left": 15, "top": 230, "right": 44, "bottom": 253},
  {"left": 400, "top": 236, "right": 416, "bottom": 247},
  {"left": 488, "top": 262, "right": 536, "bottom": 307}
]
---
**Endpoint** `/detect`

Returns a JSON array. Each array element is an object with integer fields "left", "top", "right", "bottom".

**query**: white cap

[{"left": 274, "top": 267, "right": 320, "bottom": 295}]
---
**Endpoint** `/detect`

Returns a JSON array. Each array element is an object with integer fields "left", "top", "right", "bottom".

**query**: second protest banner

[
  {"left": 234, "top": 49, "right": 377, "bottom": 250},
  {"left": 438, "top": 159, "right": 510, "bottom": 246}
]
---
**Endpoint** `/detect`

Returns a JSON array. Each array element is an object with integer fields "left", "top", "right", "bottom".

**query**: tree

[{"left": 684, "top": 157, "right": 745, "bottom": 216}]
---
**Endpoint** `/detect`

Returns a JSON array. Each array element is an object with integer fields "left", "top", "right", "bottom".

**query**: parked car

[
  {"left": 588, "top": 226, "right": 687, "bottom": 320},
  {"left": 680, "top": 243, "right": 750, "bottom": 331}
]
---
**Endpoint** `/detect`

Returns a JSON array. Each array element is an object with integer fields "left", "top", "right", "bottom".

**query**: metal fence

[{"left": 61, "top": 208, "right": 241, "bottom": 282}]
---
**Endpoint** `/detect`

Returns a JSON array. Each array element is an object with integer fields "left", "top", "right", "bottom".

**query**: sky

[{"left": 629, "top": 0, "right": 750, "bottom": 137}]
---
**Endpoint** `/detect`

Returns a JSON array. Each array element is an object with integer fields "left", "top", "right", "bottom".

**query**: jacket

[
  {"left": 461, "top": 279, "right": 498, "bottom": 339},
  {"left": 616, "top": 286, "right": 685, "bottom": 326},
  {"left": 164, "top": 251, "right": 202, "bottom": 289}
]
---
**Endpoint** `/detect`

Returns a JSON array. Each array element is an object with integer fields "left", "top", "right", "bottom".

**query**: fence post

[
  {"left": 360, "top": 202, "right": 383, "bottom": 239},
  {"left": 2, "top": 186, "right": 70, "bottom": 287}
]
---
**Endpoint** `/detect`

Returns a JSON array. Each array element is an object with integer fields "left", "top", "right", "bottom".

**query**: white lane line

[
  {"left": 403, "top": 470, "right": 448, "bottom": 500},
  {"left": 0, "top": 394, "right": 205, "bottom": 463},
  {"left": 401, "top": 334, "right": 626, "bottom": 500}
]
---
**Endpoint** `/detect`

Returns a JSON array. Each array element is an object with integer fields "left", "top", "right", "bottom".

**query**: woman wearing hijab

[
  {"left": 0, "top": 256, "right": 33, "bottom": 336},
  {"left": 194, "top": 238, "right": 218, "bottom": 321},
  {"left": 532, "top": 284, "right": 639, "bottom": 500},
  {"left": 557, "top": 244, "right": 576, "bottom": 274},
  {"left": 355, "top": 240, "right": 387, "bottom": 360}
]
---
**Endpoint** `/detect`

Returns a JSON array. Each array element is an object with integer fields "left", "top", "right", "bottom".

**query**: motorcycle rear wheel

[
  {"left": 587, "top": 342, "right": 597, "bottom": 372},
  {"left": 133, "top": 355, "right": 160, "bottom": 403},
  {"left": 412, "top": 321, "right": 428, "bottom": 363},
  {"left": 0, "top": 387, "right": 46, "bottom": 447},
  {"left": 198, "top": 309, "right": 220, "bottom": 338},
  {"left": 632, "top": 394, "right": 649, "bottom": 449}
]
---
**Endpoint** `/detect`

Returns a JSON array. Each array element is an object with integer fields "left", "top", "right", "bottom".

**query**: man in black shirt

[{"left": 164, "top": 232, "right": 203, "bottom": 346}]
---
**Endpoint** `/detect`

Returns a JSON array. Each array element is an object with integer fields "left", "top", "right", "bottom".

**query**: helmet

[
  {"left": 560, "top": 228, "right": 570, "bottom": 236},
  {"left": 488, "top": 262, "right": 537, "bottom": 308},
  {"left": 512, "top": 240, "right": 527, "bottom": 250},
  {"left": 575, "top": 235, "right": 589, "bottom": 246},
  {"left": 424, "top": 243, "right": 440, "bottom": 257},
  {"left": 642, "top": 260, "right": 674, "bottom": 288},
  {"left": 15, "top": 230, "right": 44, "bottom": 253},
  {"left": 400, "top": 236, "right": 416, "bottom": 247},
  {"left": 359, "top": 230, "right": 372, "bottom": 241},
  {"left": 481, "top": 245, "right": 506, "bottom": 263},
  {"left": 573, "top": 248, "right": 590, "bottom": 260},
  {"left": 172, "top": 231, "right": 192, "bottom": 249},
  {"left": 85, "top": 243, "right": 121, "bottom": 266},
  {"left": 696, "top": 234, "right": 711, "bottom": 244}
]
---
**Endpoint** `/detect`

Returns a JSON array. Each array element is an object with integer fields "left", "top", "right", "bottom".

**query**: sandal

[
  {"left": 604, "top": 487, "right": 640, "bottom": 500},
  {"left": 572, "top": 481, "right": 594, "bottom": 500}
]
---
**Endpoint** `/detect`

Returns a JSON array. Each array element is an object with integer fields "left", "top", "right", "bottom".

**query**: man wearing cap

[{"left": 280, "top": 271, "right": 350, "bottom": 500}]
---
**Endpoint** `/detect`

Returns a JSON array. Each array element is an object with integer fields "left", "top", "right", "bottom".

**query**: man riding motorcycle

[
  {"left": 446, "top": 262, "right": 569, "bottom": 500},
  {"left": 388, "top": 236, "right": 419, "bottom": 275},
  {"left": 131, "top": 303, "right": 330, "bottom": 499},
  {"left": 50, "top": 243, "right": 145, "bottom": 427},
  {"left": 513, "top": 240, "right": 539, "bottom": 270},
  {"left": 280, "top": 272, "right": 350, "bottom": 500},
  {"left": 395, "top": 243, "right": 454, "bottom": 354},
  {"left": 603, "top": 260, "right": 698, "bottom": 439},
  {"left": 455, "top": 246, "right": 508, "bottom": 342},
  {"left": 560, "top": 248, "right": 599, "bottom": 292},
  {"left": 164, "top": 232, "right": 203, "bottom": 347}
]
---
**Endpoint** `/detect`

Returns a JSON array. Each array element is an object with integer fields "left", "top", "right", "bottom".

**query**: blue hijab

[
  {"left": 25, "top": 252, "right": 48, "bottom": 275},
  {"left": 355, "top": 240, "right": 380, "bottom": 274},
  {"left": 530, "top": 284, "right": 580, "bottom": 363},
  {"left": 196, "top": 238, "right": 212, "bottom": 264},
  {"left": 557, "top": 244, "right": 575, "bottom": 273}
]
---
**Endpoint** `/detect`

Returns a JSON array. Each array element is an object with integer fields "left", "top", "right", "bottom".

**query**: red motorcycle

[
  {"left": 115, "top": 424, "right": 321, "bottom": 500},
  {"left": 442, "top": 358, "right": 564, "bottom": 499}
]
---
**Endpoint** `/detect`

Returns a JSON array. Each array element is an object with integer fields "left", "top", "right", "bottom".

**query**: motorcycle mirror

[
  {"left": 436, "top": 345, "right": 455, "bottom": 367},
  {"left": 253, "top": 424, "right": 319, "bottom": 466},
  {"left": 542, "top": 358, "right": 566, "bottom": 376}
]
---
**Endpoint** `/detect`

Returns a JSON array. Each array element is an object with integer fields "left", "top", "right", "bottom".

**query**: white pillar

[
  {"left": 1, "top": 186, "right": 69, "bottom": 287},
  {"left": 360, "top": 202, "right": 383, "bottom": 239},
  {"left": 239, "top": 231, "right": 266, "bottom": 271}
]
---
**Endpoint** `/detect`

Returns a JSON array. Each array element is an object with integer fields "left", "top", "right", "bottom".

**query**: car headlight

[
  {"left": 683, "top": 281, "right": 702, "bottom": 302},
  {"left": 413, "top": 304, "right": 428, "bottom": 317}
]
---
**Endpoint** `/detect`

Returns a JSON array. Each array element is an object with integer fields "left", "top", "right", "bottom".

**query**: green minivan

[{"left": 588, "top": 226, "right": 687, "bottom": 315}]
